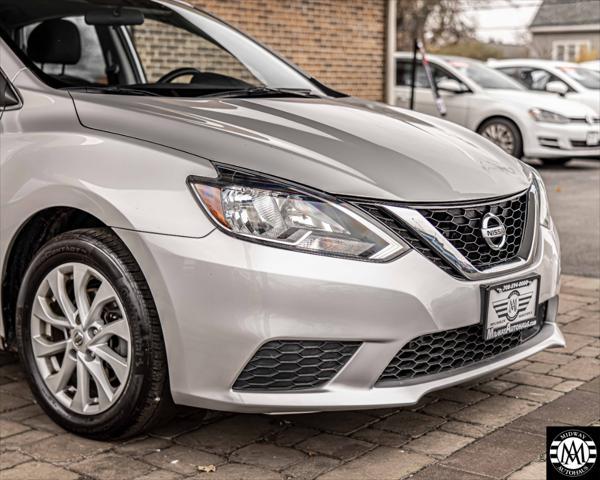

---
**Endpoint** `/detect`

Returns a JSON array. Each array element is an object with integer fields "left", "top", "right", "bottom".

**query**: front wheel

[
  {"left": 16, "top": 229, "right": 175, "bottom": 439},
  {"left": 478, "top": 118, "right": 523, "bottom": 159}
]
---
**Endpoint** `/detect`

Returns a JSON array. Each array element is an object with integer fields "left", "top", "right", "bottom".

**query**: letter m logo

[{"left": 560, "top": 440, "right": 585, "bottom": 464}]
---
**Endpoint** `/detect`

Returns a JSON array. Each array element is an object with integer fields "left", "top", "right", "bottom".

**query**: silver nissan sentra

[{"left": 0, "top": 0, "right": 564, "bottom": 439}]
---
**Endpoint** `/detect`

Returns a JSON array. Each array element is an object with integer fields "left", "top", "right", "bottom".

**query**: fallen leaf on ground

[{"left": 198, "top": 464, "right": 217, "bottom": 473}]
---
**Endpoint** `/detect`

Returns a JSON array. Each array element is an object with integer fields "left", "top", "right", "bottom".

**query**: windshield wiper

[
  {"left": 63, "top": 86, "right": 161, "bottom": 96},
  {"left": 200, "top": 86, "right": 319, "bottom": 99}
]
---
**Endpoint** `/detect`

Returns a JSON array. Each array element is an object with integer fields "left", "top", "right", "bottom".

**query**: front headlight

[
  {"left": 529, "top": 108, "right": 569, "bottom": 124},
  {"left": 525, "top": 164, "right": 552, "bottom": 228},
  {"left": 189, "top": 165, "right": 408, "bottom": 261}
]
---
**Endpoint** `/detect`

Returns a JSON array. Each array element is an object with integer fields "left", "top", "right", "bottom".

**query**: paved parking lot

[
  {"left": 0, "top": 274, "right": 598, "bottom": 480},
  {"left": 534, "top": 158, "right": 600, "bottom": 278}
]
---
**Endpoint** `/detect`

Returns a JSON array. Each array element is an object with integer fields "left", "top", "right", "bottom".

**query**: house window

[{"left": 552, "top": 40, "right": 591, "bottom": 61}]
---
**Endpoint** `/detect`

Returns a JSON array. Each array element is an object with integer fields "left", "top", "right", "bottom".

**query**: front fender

[{"left": 1, "top": 79, "right": 217, "bottom": 239}]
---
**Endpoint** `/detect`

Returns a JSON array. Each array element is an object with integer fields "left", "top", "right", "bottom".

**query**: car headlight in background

[
  {"left": 189, "top": 166, "right": 408, "bottom": 261},
  {"left": 524, "top": 164, "right": 552, "bottom": 228},
  {"left": 529, "top": 108, "right": 570, "bottom": 124}
]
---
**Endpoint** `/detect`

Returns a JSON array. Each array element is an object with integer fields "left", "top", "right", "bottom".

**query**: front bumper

[
  {"left": 116, "top": 222, "right": 563, "bottom": 414},
  {"left": 522, "top": 120, "right": 600, "bottom": 159}
]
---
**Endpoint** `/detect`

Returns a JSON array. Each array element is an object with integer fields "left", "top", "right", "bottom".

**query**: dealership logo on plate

[{"left": 492, "top": 290, "right": 533, "bottom": 322}]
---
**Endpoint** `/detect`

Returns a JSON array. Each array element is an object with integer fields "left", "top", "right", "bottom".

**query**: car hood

[
  {"left": 484, "top": 89, "right": 594, "bottom": 117},
  {"left": 72, "top": 94, "right": 530, "bottom": 202}
]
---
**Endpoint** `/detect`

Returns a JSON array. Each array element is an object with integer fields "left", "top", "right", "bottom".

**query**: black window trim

[{"left": 0, "top": 67, "right": 23, "bottom": 112}]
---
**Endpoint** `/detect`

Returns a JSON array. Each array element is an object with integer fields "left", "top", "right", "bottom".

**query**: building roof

[{"left": 530, "top": 0, "right": 600, "bottom": 28}]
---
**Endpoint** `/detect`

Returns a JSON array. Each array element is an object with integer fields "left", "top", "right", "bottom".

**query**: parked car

[
  {"left": 395, "top": 53, "right": 600, "bottom": 165},
  {"left": 1, "top": 0, "right": 564, "bottom": 439},
  {"left": 580, "top": 60, "right": 600, "bottom": 72},
  {"left": 489, "top": 59, "right": 600, "bottom": 114}
]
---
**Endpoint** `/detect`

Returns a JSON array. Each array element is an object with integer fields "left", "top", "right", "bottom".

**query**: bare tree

[{"left": 397, "top": 0, "right": 475, "bottom": 51}]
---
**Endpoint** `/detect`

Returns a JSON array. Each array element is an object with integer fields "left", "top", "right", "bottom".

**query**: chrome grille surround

[{"left": 354, "top": 185, "right": 539, "bottom": 280}]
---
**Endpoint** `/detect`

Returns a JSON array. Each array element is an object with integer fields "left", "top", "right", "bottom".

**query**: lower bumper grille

[
  {"left": 377, "top": 303, "right": 547, "bottom": 386},
  {"left": 571, "top": 139, "right": 600, "bottom": 148},
  {"left": 233, "top": 340, "right": 360, "bottom": 391}
]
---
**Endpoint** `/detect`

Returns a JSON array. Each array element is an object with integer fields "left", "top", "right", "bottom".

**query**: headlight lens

[
  {"left": 529, "top": 108, "right": 569, "bottom": 124},
  {"left": 189, "top": 167, "right": 408, "bottom": 261},
  {"left": 525, "top": 165, "right": 552, "bottom": 228}
]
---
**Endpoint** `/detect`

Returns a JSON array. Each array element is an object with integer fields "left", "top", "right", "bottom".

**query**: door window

[
  {"left": 512, "top": 68, "right": 568, "bottom": 92},
  {"left": 396, "top": 60, "right": 465, "bottom": 90},
  {"left": 21, "top": 16, "right": 109, "bottom": 84},
  {"left": 396, "top": 60, "right": 429, "bottom": 88}
]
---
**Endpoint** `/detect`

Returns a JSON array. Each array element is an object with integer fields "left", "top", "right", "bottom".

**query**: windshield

[
  {"left": 1, "top": 0, "right": 328, "bottom": 97},
  {"left": 558, "top": 66, "right": 600, "bottom": 90},
  {"left": 446, "top": 59, "right": 524, "bottom": 90}
]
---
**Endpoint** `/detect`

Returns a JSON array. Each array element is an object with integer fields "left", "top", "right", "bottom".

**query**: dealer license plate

[
  {"left": 587, "top": 131, "right": 600, "bottom": 146},
  {"left": 482, "top": 276, "right": 540, "bottom": 341}
]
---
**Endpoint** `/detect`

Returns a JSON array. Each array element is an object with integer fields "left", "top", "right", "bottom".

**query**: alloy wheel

[
  {"left": 30, "top": 263, "right": 131, "bottom": 415},
  {"left": 481, "top": 123, "right": 515, "bottom": 155}
]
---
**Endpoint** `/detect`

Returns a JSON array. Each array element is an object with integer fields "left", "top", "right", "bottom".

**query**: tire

[
  {"left": 541, "top": 157, "right": 571, "bottom": 167},
  {"left": 478, "top": 117, "right": 524, "bottom": 159},
  {"left": 16, "top": 228, "right": 175, "bottom": 439}
]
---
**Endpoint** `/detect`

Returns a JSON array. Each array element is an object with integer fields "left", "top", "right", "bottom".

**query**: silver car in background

[
  {"left": 395, "top": 53, "right": 600, "bottom": 165},
  {"left": 1, "top": 0, "right": 563, "bottom": 439}
]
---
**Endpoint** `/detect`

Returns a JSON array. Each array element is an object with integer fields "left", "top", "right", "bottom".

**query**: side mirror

[
  {"left": 546, "top": 81, "right": 568, "bottom": 96},
  {"left": 437, "top": 79, "right": 466, "bottom": 94}
]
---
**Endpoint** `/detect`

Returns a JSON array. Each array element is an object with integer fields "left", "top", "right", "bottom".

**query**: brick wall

[{"left": 133, "top": 0, "right": 386, "bottom": 101}]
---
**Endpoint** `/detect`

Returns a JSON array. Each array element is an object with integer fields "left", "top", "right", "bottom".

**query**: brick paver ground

[{"left": 0, "top": 274, "right": 598, "bottom": 480}]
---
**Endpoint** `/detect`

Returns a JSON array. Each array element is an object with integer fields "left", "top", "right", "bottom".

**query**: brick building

[{"left": 133, "top": 0, "right": 393, "bottom": 101}]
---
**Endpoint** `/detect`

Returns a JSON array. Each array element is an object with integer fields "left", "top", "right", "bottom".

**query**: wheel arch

[
  {"left": 1, "top": 207, "right": 107, "bottom": 349},
  {"left": 475, "top": 115, "right": 525, "bottom": 158},
  {"left": 475, "top": 114, "right": 523, "bottom": 136}
]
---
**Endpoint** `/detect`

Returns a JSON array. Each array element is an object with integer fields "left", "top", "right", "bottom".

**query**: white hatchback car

[
  {"left": 395, "top": 53, "right": 600, "bottom": 165},
  {"left": 490, "top": 59, "right": 600, "bottom": 114}
]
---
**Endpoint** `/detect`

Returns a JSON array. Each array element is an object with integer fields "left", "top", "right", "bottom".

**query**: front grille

[
  {"left": 376, "top": 311, "right": 545, "bottom": 386},
  {"left": 357, "top": 191, "right": 529, "bottom": 277},
  {"left": 233, "top": 340, "right": 360, "bottom": 391},
  {"left": 569, "top": 117, "right": 600, "bottom": 124},
  {"left": 417, "top": 193, "right": 528, "bottom": 270}
]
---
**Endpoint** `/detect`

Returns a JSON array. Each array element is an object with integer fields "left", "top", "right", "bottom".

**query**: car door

[
  {"left": 395, "top": 59, "right": 470, "bottom": 126},
  {"left": 429, "top": 62, "right": 470, "bottom": 126}
]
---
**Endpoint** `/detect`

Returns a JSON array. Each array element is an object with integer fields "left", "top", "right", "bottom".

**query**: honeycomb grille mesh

[
  {"left": 417, "top": 193, "right": 528, "bottom": 269},
  {"left": 377, "top": 322, "right": 542, "bottom": 385},
  {"left": 233, "top": 340, "right": 360, "bottom": 391},
  {"left": 355, "top": 192, "right": 529, "bottom": 277}
]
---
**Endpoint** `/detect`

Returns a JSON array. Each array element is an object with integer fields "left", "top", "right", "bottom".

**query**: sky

[{"left": 461, "top": 0, "right": 544, "bottom": 45}]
